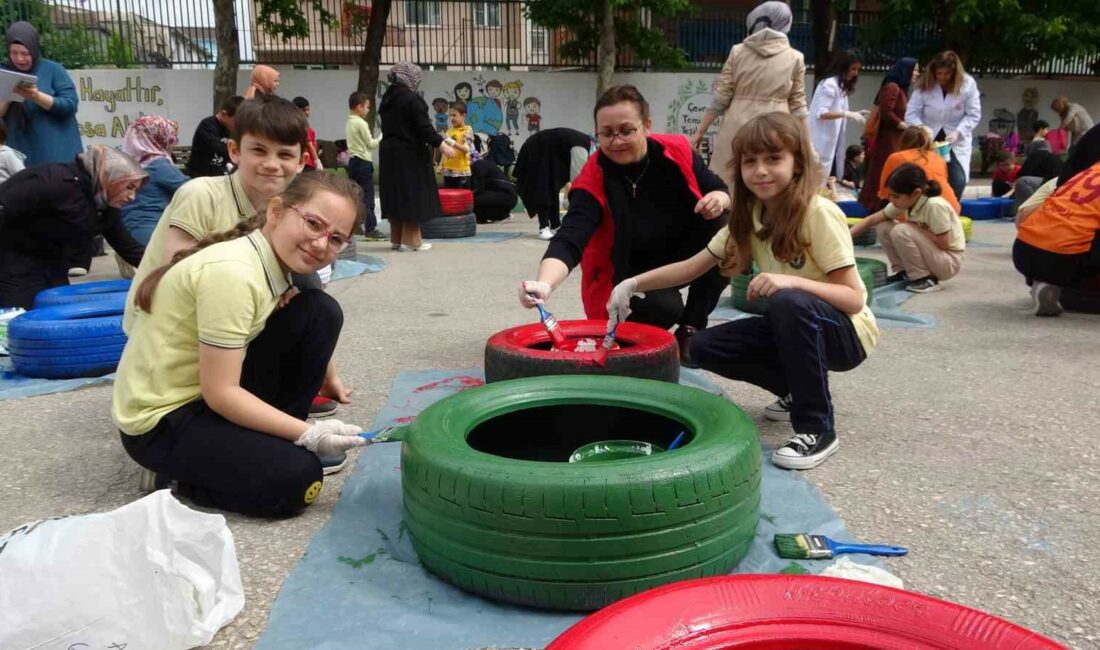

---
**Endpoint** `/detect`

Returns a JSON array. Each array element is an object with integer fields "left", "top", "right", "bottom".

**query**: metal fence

[{"left": 2, "top": 0, "right": 1097, "bottom": 75}]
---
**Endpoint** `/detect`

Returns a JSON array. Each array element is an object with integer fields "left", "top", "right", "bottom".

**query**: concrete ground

[{"left": 1, "top": 211, "right": 1096, "bottom": 649}]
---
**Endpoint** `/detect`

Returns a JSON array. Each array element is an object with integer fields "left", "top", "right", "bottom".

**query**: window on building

[
  {"left": 529, "top": 23, "right": 548, "bottom": 53},
  {"left": 406, "top": 1, "right": 442, "bottom": 26},
  {"left": 473, "top": 2, "right": 501, "bottom": 28}
]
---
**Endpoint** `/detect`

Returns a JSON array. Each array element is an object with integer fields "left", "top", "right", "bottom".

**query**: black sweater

[
  {"left": 546, "top": 141, "right": 727, "bottom": 279},
  {"left": 0, "top": 161, "right": 144, "bottom": 266}
]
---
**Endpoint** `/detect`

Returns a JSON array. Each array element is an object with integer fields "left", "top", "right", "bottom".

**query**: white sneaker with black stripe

[
  {"left": 764, "top": 394, "right": 792, "bottom": 422},
  {"left": 772, "top": 431, "right": 839, "bottom": 470}
]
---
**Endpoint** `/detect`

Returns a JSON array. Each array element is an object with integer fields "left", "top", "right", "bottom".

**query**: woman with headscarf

[
  {"left": 0, "top": 21, "right": 83, "bottom": 167},
  {"left": 0, "top": 146, "right": 147, "bottom": 308},
  {"left": 378, "top": 62, "right": 457, "bottom": 251},
  {"left": 858, "top": 57, "right": 919, "bottom": 212},
  {"left": 905, "top": 51, "right": 982, "bottom": 199},
  {"left": 244, "top": 65, "right": 280, "bottom": 99},
  {"left": 119, "top": 116, "right": 190, "bottom": 246},
  {"left": 690, "top": 1, "right": 808, "bottom": 185}
]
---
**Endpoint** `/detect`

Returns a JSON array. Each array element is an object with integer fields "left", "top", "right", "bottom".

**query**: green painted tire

[
  {"left": 856, "top": 257, "right": 886, "bottom": 290},
  {"left": 731, "top": 259, "right": 875, "bottom": 313},
  {"left": 401, "top": 375, "right": 761, "bottom": 611}
]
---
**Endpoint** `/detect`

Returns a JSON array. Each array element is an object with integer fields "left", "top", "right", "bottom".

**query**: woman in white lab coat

[
  {"left": 905, "top": 51, "right": 981, "bottom": 199},
  {"left": 809, "top": 50, "right": 867, "bottom": 182}
]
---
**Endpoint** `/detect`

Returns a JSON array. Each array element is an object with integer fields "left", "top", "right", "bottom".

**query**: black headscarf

[
  {"left": 1057, "top": 123, "right": 1100, "bottom": 185},
  {"left": 3, "top": 22, "right": 43, "bottom": 132},
  {"left": 876, "top": 57, "right": 918, "bottom": 104}
]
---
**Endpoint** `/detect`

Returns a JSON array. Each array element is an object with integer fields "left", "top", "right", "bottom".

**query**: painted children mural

[
  {"left": 504, "top": 81, "right": 523, "bottom": 135},
  {"left": 432, "top": 97, "right": 450, "bottom": 133},
  {"left": 666, "top": 78, "right": 721, "bottom": 162},
  {"left": 485, "top": 79, "right": 504, "bottom": 111},
  {"left": 1018, "top": 87, "right": 1040, "bottom": 145},
  {"left": 524, "top": 97, "right": 541, "bottom": 133}
]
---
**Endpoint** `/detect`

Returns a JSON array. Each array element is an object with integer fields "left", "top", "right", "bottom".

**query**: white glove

[
  {"left": 296, "top": 419, "right": 368, "bottom": 458},
  {"left": 440, "top": 141, "right": 457, "bottom": 159},
  {"left": 519, "top": 280, "right": 551, "bottom": 308},
  {"left": 844, "top": 111, "right": 868, "bottom": 124},
  {"left": 315, "top": 159, "right": 324, "bottom": 170},
  {"left": 606, "top": 277, "right": 643, "bottom": 326}
]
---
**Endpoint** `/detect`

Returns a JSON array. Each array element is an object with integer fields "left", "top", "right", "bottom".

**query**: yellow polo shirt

[
  {"left": 113, "top": 231, "right": 290, "bottom": 435},
  {"left": 885, "top": 195, "right": 965, "bottom": 252},
  {"left": 707, "top": 195, "right": 879, "bottom": 356},
  {"left": 123, "top": 173, "right": 256, "bottom": 333}
]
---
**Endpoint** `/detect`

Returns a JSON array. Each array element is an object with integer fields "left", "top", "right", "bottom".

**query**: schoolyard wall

[{"left": 72, "top": 68, "right": 1100, "bottom": 159}]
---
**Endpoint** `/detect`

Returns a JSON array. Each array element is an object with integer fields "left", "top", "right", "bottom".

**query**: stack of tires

[
  {"left": 7, "top": 281, "right": 130, "bottom": 379},
  {"left": 423, "top": 189, "right": 476, "bottom": 239}
]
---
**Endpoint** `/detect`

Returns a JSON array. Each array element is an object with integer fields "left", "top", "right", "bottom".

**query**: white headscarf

[{"left": 747, "top": 1, "right": 793, "bottom": 34}]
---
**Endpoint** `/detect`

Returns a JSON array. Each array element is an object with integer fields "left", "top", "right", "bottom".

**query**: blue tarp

[{"left": 257, "top": 368, "right": 889, "bottom": 650}]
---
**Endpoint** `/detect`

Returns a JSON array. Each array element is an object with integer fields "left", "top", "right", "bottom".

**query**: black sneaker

[
  {"left": 905, "top": 276, "right": 940, "bottom": 293},
  {"left": 772, "top": 431, "right": 839, "bottom": 470},
  {"left": 764, "top": 394, "right": 792, "bottom": 422},
  {"left": 885, "top": 270, "right": 909, "bottom": 284},
  {"left": 674, "top": 325, "right": 700, "bottom": 368},
  {"left": 361, "top": 228, "right": 387, "bottom": 241},
  {"left": 319, "top": 450, "right": 349, "bottom": 475}
]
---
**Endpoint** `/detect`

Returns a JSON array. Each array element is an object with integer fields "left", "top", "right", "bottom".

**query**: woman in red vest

[{"left": 518, "top": 85, "right": 731, "bottom": 365}]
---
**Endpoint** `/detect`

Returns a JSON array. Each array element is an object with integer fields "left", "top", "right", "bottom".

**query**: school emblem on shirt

[{"left": 304, "top": 480, "right": 323, "bottom": 504}]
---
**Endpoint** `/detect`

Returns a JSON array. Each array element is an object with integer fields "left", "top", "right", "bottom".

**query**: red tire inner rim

[
  {"left": 486, "top": 320, "right": 675, "bottom": 360},
  {"left": 546, "top": 575, "right": 1064, "bottom": 650}
]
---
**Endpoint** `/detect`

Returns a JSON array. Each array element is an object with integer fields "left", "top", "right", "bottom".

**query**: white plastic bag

[
  {"left": 819, "top": 556, "right": 904, "bottom": 589},
  {"left": 0, "top": 490, "right": 244, "bottom": 649}
]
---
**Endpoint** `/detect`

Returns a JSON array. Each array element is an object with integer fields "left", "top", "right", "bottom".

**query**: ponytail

[
  {"left": 885, "top": 163, "right": 941, "bottom": 198},
  {"left": 135, "top": 214, "right": 265, "bottom": 313}
]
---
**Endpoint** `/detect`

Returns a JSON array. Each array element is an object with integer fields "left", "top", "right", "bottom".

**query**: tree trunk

[
  {"left": 357, "top": 0, "right": 393, "bottom": 129},
  {"left": 811, "top": 0, "right": 834, "bottom": 78},
  {"left": 595, "top": 0, "right": 616, "bottom": 99},
  {"left": 212, "top": 0, "right": 240, "bottom": 113}
]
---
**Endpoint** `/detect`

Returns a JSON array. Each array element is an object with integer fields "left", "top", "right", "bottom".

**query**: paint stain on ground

[
  {"left": 338, "top": 548, "right": 387, "bottom": 569},
  {"left": 393, "top": 415, "right": 415, "bottom": 424},
  {"left": 413, "top": 375, "right": 485, "bottom": 393},
  {"left": 780, "top": 562, "right": 810, "bottom": 575}
]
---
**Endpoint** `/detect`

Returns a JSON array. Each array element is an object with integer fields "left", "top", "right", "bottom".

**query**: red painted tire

[
  {"left": 484, "top": 320, "right": 679, "bottom": 384},
  {"left": 547, "top": 575, "right": 1064, "bottom": 650},
  {"left": 439, "top": 188, "right": 474, "bottom": 216}
]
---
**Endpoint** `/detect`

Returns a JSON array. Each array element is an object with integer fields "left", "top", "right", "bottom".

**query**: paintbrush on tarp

[
  {"left": 359, "top": 426, "right": 407, "bottom": 443},
  {"left": 773, "top": 533, "right": 908, "bottom": 560}
]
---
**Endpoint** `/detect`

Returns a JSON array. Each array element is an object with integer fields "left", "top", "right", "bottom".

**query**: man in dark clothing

[{"left": 186, "top": 96, "right": 244, "bottom": 177}]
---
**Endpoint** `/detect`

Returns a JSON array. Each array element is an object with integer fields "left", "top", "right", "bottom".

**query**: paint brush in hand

[
  {"left": 594, "top": 323, "right": 617, "bottom": 367},
  {"left": 532, "top": 300, "right": 568, "bottom": 348},
  {"left": 773, "top": 533, "right": 908, "bottom": 560}
]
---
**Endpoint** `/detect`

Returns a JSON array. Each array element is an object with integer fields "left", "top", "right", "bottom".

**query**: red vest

[{"left": 569, "top": 133, "right": 703, "bottom": 319}]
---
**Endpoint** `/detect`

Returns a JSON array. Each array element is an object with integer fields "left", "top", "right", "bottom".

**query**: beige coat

[{"left": 708, "top": 29, "right": 808, "bottom": 184}]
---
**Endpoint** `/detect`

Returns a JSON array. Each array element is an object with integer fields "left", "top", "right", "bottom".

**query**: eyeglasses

[
  {"left": 596, "top": 125, "right": 642, "bottom": 142},
  {"left": 287, "top": 204, "right": 351, "bottom": 252}
]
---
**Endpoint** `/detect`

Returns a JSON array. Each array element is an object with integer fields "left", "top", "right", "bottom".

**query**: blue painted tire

[
  {"left": 960, "top": 198, "right": 1001, "bottom": 220},
  {"left": 8, "top": 356, "right": 120, "bottom": 379},
  {"left": 7, "top": 341, "right": 125, "bottom": 358},
  {"left": 33, "top": 280, "right": 132, "bottom": 308},
  {"left": 4, "top": 333, "right": 128, "bottom": 350},
  {"left": 11, "top": 348, "right": 123, "bottom": 367},
  {"left": 8, "top": 296, "right": 126, "bottom": 342},
  {"left": 837, "top": 200, "right": 868, "bottom": 217}
]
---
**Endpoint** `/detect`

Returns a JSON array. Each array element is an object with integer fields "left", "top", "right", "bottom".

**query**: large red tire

[
  {"left": 547, "top": 575, "right": 1064, "bottom": 649},
  {"left": 484, "top": 320, "right": 679, "bottom": 384},
  {"left": 438, "top": 188, "right": 474, "bottom": 216}
]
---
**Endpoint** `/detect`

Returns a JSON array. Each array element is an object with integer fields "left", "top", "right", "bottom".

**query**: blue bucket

[{"left": 837, "top": 200, "right": 868, "bottom": 217}]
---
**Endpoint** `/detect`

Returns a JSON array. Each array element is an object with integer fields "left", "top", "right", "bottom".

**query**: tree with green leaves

[
  {"left": 864, "top": 0, "right": 1100, "bottom": 74},
  {"left": 525, "top": 0, "right": 692, "bottom": 98},
  {"left": 214, "top": 0, "right": 391, "bottom": 124}
]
